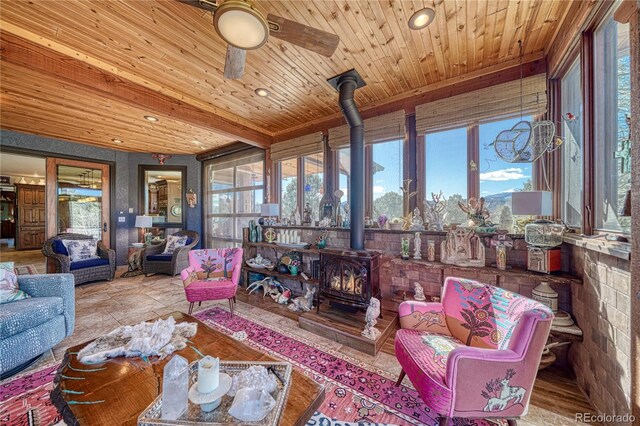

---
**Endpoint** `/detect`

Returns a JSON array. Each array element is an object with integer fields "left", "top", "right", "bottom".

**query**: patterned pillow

[
  {"left": 163, "top": 235, "right": 189, "bottom": 254},
  {"left": 62, "top": 239, "right": 100, "bottom": 262},
  {"left": 0, "top": 261, "right": 15, "bottom": 272},
  {"left": 0, "top": 269, "right": 30, "bottom": 304}
]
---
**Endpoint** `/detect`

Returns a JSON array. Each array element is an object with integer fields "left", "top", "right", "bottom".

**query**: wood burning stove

[{"left": 318, "top": 248, "right": 381, "bottom": 311}]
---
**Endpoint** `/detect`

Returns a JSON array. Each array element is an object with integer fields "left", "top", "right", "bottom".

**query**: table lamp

[
  {"left": 260, "top": 203, "right": 279, "bottom": 226},
  {"left": 135, "top": 215, "right": 153, "bottom": 244}
]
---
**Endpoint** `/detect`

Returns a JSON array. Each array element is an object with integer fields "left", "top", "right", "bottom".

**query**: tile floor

[{"left": 2, "top": 247, "right": 599, "bottom": 425}]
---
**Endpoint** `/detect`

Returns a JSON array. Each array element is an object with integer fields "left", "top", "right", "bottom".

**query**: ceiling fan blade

[
  {"left": 267, "top": 14, "right": 339, "bottom": 57},
  {"left": 176, "top": 0, "right": 218, "bottom": 13},
  {"left": 224, "top": 45, "right": 246, "bottom": 80}
]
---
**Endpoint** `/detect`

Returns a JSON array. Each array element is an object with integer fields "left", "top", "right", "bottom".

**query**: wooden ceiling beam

[
  {"left": 0, "top": 30, "right": 274, "bottom": 148},
  {"left": 273, "top": 53, "right": 547, "bottom": 142},
  {"left": 545, "top": 0, "right": 612, "bottom": 78}
]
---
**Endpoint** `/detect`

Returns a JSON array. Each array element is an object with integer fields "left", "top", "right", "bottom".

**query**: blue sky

[
  {"left": 337, "top": 116, "right": 533, "bottom": 200},
  {"left": 426, "top": 116, "right": 532, "bottom": 198}
]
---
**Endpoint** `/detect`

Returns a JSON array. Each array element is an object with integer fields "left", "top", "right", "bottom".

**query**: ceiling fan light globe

[
  {"left": 408, "top": 8, "right": 435, "bottom": 30},
  {"left": 214, "top": 2, "right": 268, "bottom": 50}
]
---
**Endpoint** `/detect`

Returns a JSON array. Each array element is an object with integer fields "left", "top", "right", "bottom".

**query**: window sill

[{"left": 562, "top": 234, "right": 631, "bottom": 260}]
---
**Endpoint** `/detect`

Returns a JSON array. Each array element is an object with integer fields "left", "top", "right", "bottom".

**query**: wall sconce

[{"left": 186, "top": 189, "right": 197, "bottom": 208}]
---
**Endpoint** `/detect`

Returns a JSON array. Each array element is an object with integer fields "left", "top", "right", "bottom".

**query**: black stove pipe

[{"left": 337, "top": 75, "right": 364, "bottom": 251}]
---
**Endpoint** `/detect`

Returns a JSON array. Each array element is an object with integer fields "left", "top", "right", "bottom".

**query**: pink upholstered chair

[
  {"left": 180, "top": 248, "right": 243, "bottom": 315},
  {"left": 394, "top": 277, "right": 553, "bottom": 426}
]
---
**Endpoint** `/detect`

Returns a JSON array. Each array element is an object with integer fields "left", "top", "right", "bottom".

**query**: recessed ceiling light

[
  {"left": 144, "top": 115, "right": 159, "bottom": 122},
  {"left": 408, "top": 7, "right": 435, "bottom": 30},
  {"left": 255, "top": 88, "right": 270, "bottom": 97},
  {"left": 112, "top": 138, "right": 123, "bottom": 144}
]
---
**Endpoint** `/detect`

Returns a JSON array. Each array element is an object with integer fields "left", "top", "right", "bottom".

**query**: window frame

[{"left": 203, "top": 153, "right": 265, "bottom": 247}]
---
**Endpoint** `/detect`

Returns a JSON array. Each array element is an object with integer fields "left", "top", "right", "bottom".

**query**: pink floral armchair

[
  {"left": 180, "top": 248, "right": 243, "bottom": 315},
  {"left": 394, "top": 277, "right": 553, "bottom": 426}
]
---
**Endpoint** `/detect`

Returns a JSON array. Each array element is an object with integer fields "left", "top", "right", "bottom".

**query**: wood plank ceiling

[{"left": 0, "top": 0, "right": 573, "bottom": 154}]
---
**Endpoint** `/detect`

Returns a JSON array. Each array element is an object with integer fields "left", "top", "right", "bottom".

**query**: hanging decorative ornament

[
  {"left": 152, "top": 153, "right": 172, "bottom": 165},
  {"left": 493, "top": 40, "right": 556, "bottom": 163},
  {"left": 562, "top": 112, "right": 578, "bottom": 123}
]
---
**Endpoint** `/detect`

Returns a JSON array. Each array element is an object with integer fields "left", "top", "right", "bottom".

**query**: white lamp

[
  {"left": 213, "top": 1, "right": 269, "bottom": 50},
  {"left": 260, "top": 203, "right": 279, "bottom": 226},
  {"left": 135, "top": 215, "right": 153, "bottom": 244},
  {"left": 511, "top": 191, "right": 553, "bottom": 216}
]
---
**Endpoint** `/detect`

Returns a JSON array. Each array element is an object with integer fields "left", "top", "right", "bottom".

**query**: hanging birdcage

[{"left": 494, "top": 120, "right": 556, "bottom": 163}]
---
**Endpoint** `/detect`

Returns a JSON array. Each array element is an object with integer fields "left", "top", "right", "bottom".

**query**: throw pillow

[
  {"left": 0, "top": 261, "right": 15, "bottom": 272},
  {"left": 163, "top": 235, "right": 189, "bottom": 254},
  {"left": 62, "top": 239, "right": 100, "bottom": 262},
  {"left": 0, "top": 269, "right": 30, "bottom": 304}
]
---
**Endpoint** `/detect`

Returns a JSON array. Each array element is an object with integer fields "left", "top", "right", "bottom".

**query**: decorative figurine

[
  {"left": 264, "top": 227, "right": 276, "bottom": 243},
  {"left": 315, "top": 229, "right": 328, "bottom": 249},
  {"left": 413, "top": 232, "right": 422, "bottom": 259},
  {"left": 249, "top": 220, "right": 258, "bottom": 242},
  {"left": 490, "top": 230, "right": 514, "bottom": 270},
  {"left": 411, "top": 207, "right": 425, "bottom": 231},
  {"left": 361, "top": 297, "right": 381, "bottom": 340},
  {"left": 402, "top": 211, "right": 413, "bottom": 231},
  {"left": 400, "top": 179, "right": 418, "bottom": 219},
  {"left": 186, "top": 189, "right": 197, "bottom": 208},
  {"left": 294, "top": 210, "right": 302, "bottom": 227},
  {"left": 427, "top": 239, "right": 436, "bottom": 261},
  {"left": 256, "top": 223, "right": 263, "bottom": 243},
  {"left": 319, "top": 191, "right": 335, "bottom": 223},
  {"left": 342, "top": 202, "right": 350, "bottom": 228},
  {"left": 377, "top": 214, "right": 388, "bottom": 230},
  {"left": 334, "top": 190, "right": 344, "bottom": 226},
  {"left": 458, "top": 197, "right": 495, "bottom": 232},
  {"left": 401, "top": 237, "right": 410, "bottom": 260},
  {"left": 303, "top": 202, "right": 313, "bottom": 226},
  {"left": 440, "top": 227, "right": 485, "bottom": 267},
  {"left": 413, "top": 282, "right": 426, "bottom": 301},
  {"left": 424, "top": 191, "right": 448, "bottom": 231},
  {"left": 288, "top": 284, "right": 316, "bottom": 312}
]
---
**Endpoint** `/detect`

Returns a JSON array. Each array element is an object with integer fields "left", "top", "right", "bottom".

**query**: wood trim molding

[
  {"left": 467, "top": 125, "right": 480, "bottom": 200},
  {"left": 580, "top": 32, "right": 595, "bottom": 235},
  {"left": 0, "top": 31, "right": 273, "bottom": 148},
  {"left": 546, "top": 0, "right": 613, "bottom": 78},
  {"left": 627, "top": 4, "right": 639, "bottom": 422},
  {"left": 274, "top": 56, "right": 546, "bottom": 143}
]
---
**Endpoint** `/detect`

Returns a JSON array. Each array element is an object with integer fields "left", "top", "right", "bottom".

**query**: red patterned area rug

[{"left": 1, "top": 308, "right": 505, "bottom": 426}]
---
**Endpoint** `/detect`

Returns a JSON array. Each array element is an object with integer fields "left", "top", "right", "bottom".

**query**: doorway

[
  {"left": 45, "top": 158, "right": 111, "bottom": 247},
  {"left": 0, "top": 153, "right": 47, "bottom": 272}
]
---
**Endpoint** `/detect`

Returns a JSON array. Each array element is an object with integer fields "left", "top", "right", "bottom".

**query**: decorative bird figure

[{"left": 361, "top": 297, "right": 381, "bottom": 340}]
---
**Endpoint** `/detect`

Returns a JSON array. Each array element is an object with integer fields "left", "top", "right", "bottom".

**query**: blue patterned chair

[
  {"left": 0, "top": 273, "right": 75, "bottom": 379},
  {"left": 141, "top": 230, "right": 199, "bottom": 277},
  {"left": 43, "top": 233, "right": 116, "bottom": 285}
]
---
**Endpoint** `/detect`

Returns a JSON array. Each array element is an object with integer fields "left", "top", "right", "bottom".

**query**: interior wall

[
  {"left": 565, "top": 244, "right": 632, "bottom": 423},
  {"left": 0, "top": 129, "right": 201, "bottom": 264}
]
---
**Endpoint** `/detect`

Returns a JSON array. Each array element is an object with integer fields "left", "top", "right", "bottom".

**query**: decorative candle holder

[
  {"left": 427, "top": 240, "right": 436, "bottom": 261},
  {"left": 188, "top": 373, "right": 232, "bottom": 412},
  {"left": 496, "top": 244, "right": 507, "bottom": 270}
]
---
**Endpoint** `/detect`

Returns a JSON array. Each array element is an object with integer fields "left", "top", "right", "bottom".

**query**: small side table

[{"left": 121, "top": 245, "right": 145, "bottom": 278}]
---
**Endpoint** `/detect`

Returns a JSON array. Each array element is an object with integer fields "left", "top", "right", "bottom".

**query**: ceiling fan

[{"left": 179, "top": 0, "right": 340, "bottom": 80}]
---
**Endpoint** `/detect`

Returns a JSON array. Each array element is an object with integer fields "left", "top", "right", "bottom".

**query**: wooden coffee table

[{"left": 51, "top": 312, "right": 325, "bottom": 426}]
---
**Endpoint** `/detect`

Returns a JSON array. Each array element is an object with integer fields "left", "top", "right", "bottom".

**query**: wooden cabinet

[{"left": 16, "top": 184, "right": 46, "bottom": 250}]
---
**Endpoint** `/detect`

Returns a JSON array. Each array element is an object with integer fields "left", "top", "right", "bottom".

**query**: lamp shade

[
  {"left": 260, "top": 203, "right": 279, "bottom": 217},
  {"left": 134, "top": 215, "right": 153, "bottom": 228},
  {"left": 511, "top": 191, "right": 553, "bottom": 216}
]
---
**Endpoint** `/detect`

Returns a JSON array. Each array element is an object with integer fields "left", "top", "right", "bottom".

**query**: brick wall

[{"left": 563, "top": 244, "right": 632, "bottom": 423}]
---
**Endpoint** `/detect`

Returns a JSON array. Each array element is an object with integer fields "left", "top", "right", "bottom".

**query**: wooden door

[
  {"left": 15, "top": 184, "right": 46, "bottom": 250},
  {"left": 46, "top": 158, "right": 110, "bottom": 247}
]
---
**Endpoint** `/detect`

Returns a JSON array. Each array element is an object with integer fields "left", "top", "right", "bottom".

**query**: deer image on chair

[
  {"left": 393, "top": 277, "right": 553, "bottom": 426},
  {"left": 180, "top": 248, "right": 243, "bottom": 316}
]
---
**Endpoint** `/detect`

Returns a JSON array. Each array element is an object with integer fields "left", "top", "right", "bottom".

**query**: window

[
  {"left": 303, "top": 152, "right": 324, "bottom": 223},
  {"left": 425, "top": 127, "right": 468, "bottom": 225},
  {"left": 204, "top": 150, "right": 264, "bottom": 248},
  {"left": 372, "top": 140, "right": 403, "bottom": 219},
  {"left": 594, "top": 15, "right": 631, "bottom": 233},
  {"left": 280, "top": 159, "right": 298, "bottom": 219},
  {"left": 337, "top": 148, "right": 351, "bottom": 204},
  {"left": 561, "top": 58, "right": 583, "bottom": 227},
  {"left": 479, "top": 116, "right": 533, "bottom": 232}
]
